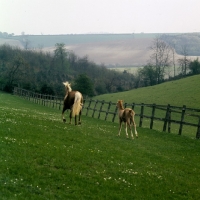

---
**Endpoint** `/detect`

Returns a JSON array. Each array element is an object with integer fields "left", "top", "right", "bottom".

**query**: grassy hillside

[
  {"left": 13, "top": 33, "right": 157, "bottom": 47},
  {"left": 94, "top": 75, "right": 200, "bottom": 109},
  {"left": 0, "top": 92, "right": 200, "bottom": 199}
]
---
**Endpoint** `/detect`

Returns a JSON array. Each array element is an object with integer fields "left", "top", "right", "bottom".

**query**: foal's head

[
  {"left": 117, "top": 100, "right": 124, "bottom": 110},
  {"left": 63, "top": 81, "right": 72, "bottom": 92}
]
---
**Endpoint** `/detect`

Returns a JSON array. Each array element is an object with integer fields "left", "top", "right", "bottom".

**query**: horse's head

[
  {"left": 117, "top": 100, "right": 124, "bottom": 109},
  {"left": 63, "top": 81, "right": 72, "bottom": 92}
]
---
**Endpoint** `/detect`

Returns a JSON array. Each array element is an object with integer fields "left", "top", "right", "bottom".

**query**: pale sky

[{"left": 1, "top": 0, "right": 200, "bottom": 35}]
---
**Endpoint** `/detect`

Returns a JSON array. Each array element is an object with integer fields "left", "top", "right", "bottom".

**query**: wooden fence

[{"left": 13, "top": 87, "right": 200, "bottom": 139}]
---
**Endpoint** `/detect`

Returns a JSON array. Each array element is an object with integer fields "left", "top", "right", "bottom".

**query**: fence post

[
  {"left": 124, "top": 102, "right": 127, "bottom": 108},
  {"left": 92, "top": 100, "right": 98, "bottom": 118},
  {"left": 105, "top": 101, "right": 112, "bottom": 121},
  {"left": 59, "top": 98, "right": 62, "bottom": 110},
  {"left": 150, "top": 104, "right": 156, "bottom": 129},
  {"left": 163, "top": 104, "right": 171, "bottom": 132},
  {"left": 86, "top": 99, "right": 92, "bottom": 116},
  {"left": 112, "top": 106, "right": 118, "bottom": 122},
  {"left": 196, "top": 117, "right": 200, "bottom": 139},
  {"left": 168, "top": 109, "right": 171, "bottom": 133},
  {"left": 98, "top": 100, "right": 104, "bottom": 119},
  {"left": 139, "top": 103, "right": 144, "bottom": 127},
  {"left": 178, "top": 105, "right": 186, "bottom": 135},
  {"left": 131, "top": 103, "right": 135, "bottom": 110}
]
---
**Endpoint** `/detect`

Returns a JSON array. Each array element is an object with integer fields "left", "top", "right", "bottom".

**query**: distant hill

[
  {"left": 0, "top": 33, "right": 200, "bottom": 66},
  {"left": 0, "top": 38, "right": 24, "bottom": 48}
]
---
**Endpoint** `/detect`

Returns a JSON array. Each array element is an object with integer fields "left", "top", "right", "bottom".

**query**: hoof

[{"left": 63, "top": 119, "right": 66, "bottom": 123}]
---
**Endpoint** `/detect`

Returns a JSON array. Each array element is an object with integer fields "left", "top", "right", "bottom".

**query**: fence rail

[{"left": 13, "top": 87, "right": 200, "bottom": 139}]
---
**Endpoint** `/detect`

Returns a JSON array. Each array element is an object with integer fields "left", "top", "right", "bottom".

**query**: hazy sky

[{"left": 1, "top": 0, "right": 200, "bottom": 35}]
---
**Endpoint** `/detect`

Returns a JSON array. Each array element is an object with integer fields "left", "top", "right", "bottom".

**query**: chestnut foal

[{"left": 117, "top": 100, "right": 138, "bottom": 139}]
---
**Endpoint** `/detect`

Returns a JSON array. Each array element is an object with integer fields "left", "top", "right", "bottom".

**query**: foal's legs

[
  {"left": 128, "top": 123, "right": 134, "bottom": 139},
  {"left": 126, "top": 119, "right": 135, "bottom": 139},
  {"left": 125, "top": 122, "right": 130, "bottom": 138},
  {"left": 118, "top": 120, "right": 123, "bottom": 136},
  {"left": 131, "top": 117, "right": 138, "bottom": 138}
]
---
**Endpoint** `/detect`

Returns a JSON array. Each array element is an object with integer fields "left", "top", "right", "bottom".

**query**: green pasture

[
  {"left": 95, "top": 74, "right": 200, "bottom": 108},
  {"left": 91, "top": 75, "right": 200, "bottom": 138},
  {"left": 0, "top": 90, "right": 200, "bottom": 199}
]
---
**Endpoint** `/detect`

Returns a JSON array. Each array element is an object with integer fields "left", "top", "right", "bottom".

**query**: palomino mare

[
  {"left": 62, "top": 81, "right": 83, "bottom": 125},
  {"left": 117, "top": 100, "right": 138, "bottom": 139}
]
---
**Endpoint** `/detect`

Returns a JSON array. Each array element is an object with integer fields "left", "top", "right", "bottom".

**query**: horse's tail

[{"left": 72, "top": 92, "right": 83, "bottom": 117}]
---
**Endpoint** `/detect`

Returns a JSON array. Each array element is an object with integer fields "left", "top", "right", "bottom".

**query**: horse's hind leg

[
  {"left": 74, "top": 115, "right": 77, "bottom": 125},
  {"left": 78, "top": 110, "right": 82, "bottom": 125},
  {"left": 134, "top": 122, "right": 138, "bottom": 138},
  {"left": 128, "top": 122, "right": 134, "bottom": 139},
  {"left": 125, "top": 122, "right": 132, "bottom": 138},
  {"left": 131, "top": 117, "right": 138, "bottom": 138}
]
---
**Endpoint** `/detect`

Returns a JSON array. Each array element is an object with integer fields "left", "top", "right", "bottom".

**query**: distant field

[
  {"left": 1, "top": 92, "right": 200, "bottom": 199},
  {"left": 109, "top": 65, "right": 181, "bottom": 78},
  {"left": 1, "top": 33, "right": 200, "bottom": 66},
  {"left": 108, "top": 66, "right": 142, "bottom": 76},
  {"left": 0, "top": 38, "right": 23, "bottom": 48}
]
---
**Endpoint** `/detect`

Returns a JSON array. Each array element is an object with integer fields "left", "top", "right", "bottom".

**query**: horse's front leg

[
  {"left": 118, "top": 120, "right": 122, "bottom": 136},
  {"left": 62, "top": 107, "right": 66, "bottom": 123},
  {"left": 69, "top": 110, "right": 72, "bottom": 124}
]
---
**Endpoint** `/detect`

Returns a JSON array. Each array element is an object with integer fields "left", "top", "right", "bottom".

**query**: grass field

[
  {"left": 91, "top": 75, "right": 200, "bottom": 138},
  {"left": 94, "top": 74, "right": 200, "bottom": 108},
  {"left": 0, "top": 91, "right": 200, "bottom": 199}
]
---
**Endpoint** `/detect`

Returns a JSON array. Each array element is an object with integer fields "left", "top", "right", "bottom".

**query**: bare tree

[
  {"left": 178, "top": 45, "right": 190, "bottom": 76},
  {"left": 149, "top": 36, "right": 172, "bottom": 84},
  {"left": 171, "top": 45, "right": 176, "bottom": 77}
]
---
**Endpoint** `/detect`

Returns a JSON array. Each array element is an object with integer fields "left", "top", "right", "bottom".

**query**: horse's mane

[{"left": 63, "top": 81, "right": 72, "bottom": 92}]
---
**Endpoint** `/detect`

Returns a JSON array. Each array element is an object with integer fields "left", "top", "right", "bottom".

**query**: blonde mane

[{"left": 63, "top": 81, "right": 72, "bottom": 92}]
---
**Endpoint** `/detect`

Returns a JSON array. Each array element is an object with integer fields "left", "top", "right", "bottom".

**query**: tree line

[{"left": 0, "top": 43, "right": 136, "bottom": 96}]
